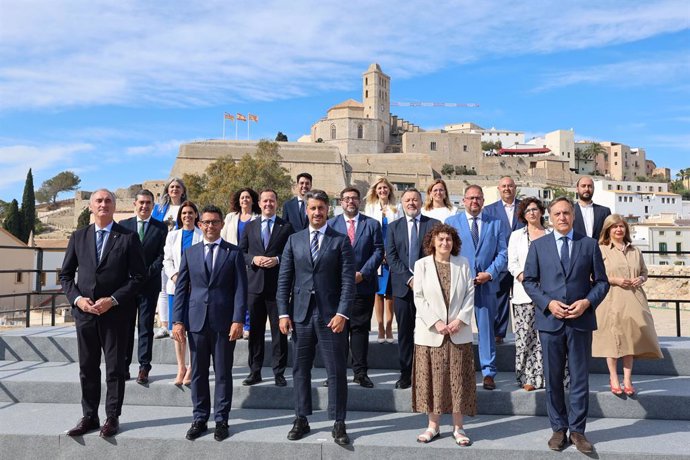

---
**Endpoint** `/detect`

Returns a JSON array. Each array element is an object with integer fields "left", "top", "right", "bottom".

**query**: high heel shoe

[
  {"left": 623, "top": 385, "right": 636, "bottom": 396},
  {"left": 610, "top": 380, "right": 623, "bottom": 395},
  {"left": 182, "top": 367, "right": 192, "bottom": 386}
]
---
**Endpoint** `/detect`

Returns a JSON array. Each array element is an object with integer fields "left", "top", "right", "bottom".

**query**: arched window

[
  {"left": 357, "top": 124, "right": 363, "bottom": 139},
  {"left": 331, "top": 124, "right": 337, "bottom": 140}
]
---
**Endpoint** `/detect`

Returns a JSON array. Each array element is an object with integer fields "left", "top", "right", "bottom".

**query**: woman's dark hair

[
  {"left": 229, "top": 188, "right": 260, "bottom": 214},
  {"left": 176, "top": 200, "right": 200, "bottom": 228},
  {"left": 422, "top": 223, "right": 461, "bottom": 257},
  {"left": 516, "top": 197, "right": 546, "bottom": 225}
]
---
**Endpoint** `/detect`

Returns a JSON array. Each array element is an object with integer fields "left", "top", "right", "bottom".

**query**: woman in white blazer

[
  {"left": 163, "top": 201, "right": 204, "bottom": 385},
  {"left": 412, "top": 223, "right": 476, "bottom": 446}
]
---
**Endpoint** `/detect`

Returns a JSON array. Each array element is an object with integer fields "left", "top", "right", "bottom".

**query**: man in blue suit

[
  {"left": 386, "top": 188, "right": 439, "bottom": 389},
  {"left": 446, "top": 185, "right": 508, "bottom": 390},
  {"left": 282, "top": 172, "right": 312, "bottom": 233},
  {"left": 523, "top": 196, "right": 609, "bottom": 453},
  {"left": 278, "top": 189, "right": 355, "bottom": 445},
  {"left": 172, "top": 205, "right": 248, "bottom": 442},
  {"left": 327, "top": 187, "right": 384, "bottom": 388},
  {"left": 483, "top": 176, "right": 523, "bottom": 344}
]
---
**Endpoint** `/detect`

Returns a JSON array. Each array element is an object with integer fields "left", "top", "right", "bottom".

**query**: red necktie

[{"left": 347, "top": 219, "right": 355, "bottom": 246}]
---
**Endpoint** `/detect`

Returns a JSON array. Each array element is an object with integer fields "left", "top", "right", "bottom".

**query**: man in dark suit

[
  {"left": 119, "top": 189, "right": 168, "bottom": 385},
  {"left": 60, "top": 189, "right": 146, "bottom": 438},
  {"left": 277, "top": 189, "right": 355, "bottom": 445},
  {"left": 483, "top": 176, "right": 523, "bottom": 344},
  {"left": 172, "top": 205, "right": 248, "bottom": 442},
  {"left": 282, "top": 172, "right": 312, "bottom": 232},
  {"left": 446, "top": 185, "right": 508, "bottom": 390},
  {"left": 327, "top": 187, "right": 384, "bottom": 388},
  {"left": 573, "top": 176, "right": 611, "bottom": 241},
  {"left": 240, "top": 189, "right": 294, "bottom": 387},
  {"left": 386, "top": 188, "right": 439, "bottom": 389},
  {"left": 523, "top": 196, "right": 609, "bottom": 453}
]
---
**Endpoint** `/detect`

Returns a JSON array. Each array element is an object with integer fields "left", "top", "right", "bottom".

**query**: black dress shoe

[
  {"left": 67, "top": 416, "right": 100, "bottom": 436},
  {"left": 323, "top": 379, "right": 329, "bottom": 387},
  {"left": 136, "top": 369, "right": 149, "bottom": 385},
  {"left": 275, "top": 374, "right": 287, "bottom": 387},
  {"left": 395, "top": 377, "right": 411, "bottom": 389},
  {"left": 99, "top": 416, "right": 119, "bottom": 438},
  {"left": 186, "top": 421, "right": 208, "bottom": 440},
  {"left": 214, "top": 421, "right": 229, "bottom": 441},
  {"left": 570, "top": 432, "right": 593, "bottom": 453},
  {"left": 354, "top": 374, "right": 374, "bottom": 388},
  {"left": 548, "top": 430, "right": 568, "bottom": 451},
  {"left": 287, "top": 416, "right": 310, "bottom": 441},
  {"left": 332, "top": 420, "right": 350, "bottom": 445},
  {"left": 242, "top": 373, "right": 262, "bottom": 386}
]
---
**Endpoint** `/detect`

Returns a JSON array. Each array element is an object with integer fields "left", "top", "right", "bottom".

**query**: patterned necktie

[
  {"left": 205, "top": 243, "right": 216, "bottom": 277},
  {"left": 96, "top": 230, "right": 105, "bottom": 263},
  {"left": 262, "top": 219, "right": 272, "bottom": 249},
  {"left": 138, "top": 220, "right": 145, "bottom": 241},
  {"left": 310, "top": 230, "right": 320, "bottom": 262},
  {"left": 471, "top": 217, "right": 479, "bottom": 248},
  {"left": 560, "top": 236, "right": 570, "bottom": 271},
  {"left": 299, "top": 200, "right": 306, "bottom": 226},
  {"left": 347, "top": 219, "right": 356, "bottom": 246},
  {"left": 409, "top": 218, "right": 418, "bottom": 269}
]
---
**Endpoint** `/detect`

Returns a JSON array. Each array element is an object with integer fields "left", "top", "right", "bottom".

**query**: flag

[
  {"left": 236, "top": 113, "right": 247, "bottom": 121},
  {"left": 224, "top": 112, "right": 234, "bottom": 120},
  {"left": 248, "top": 113, "right": 259, "bottom": 122}
]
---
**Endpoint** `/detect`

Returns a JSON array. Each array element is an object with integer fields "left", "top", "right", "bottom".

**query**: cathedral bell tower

[{"left": 362, "top": 63, "right": 390, "bottom": 149}]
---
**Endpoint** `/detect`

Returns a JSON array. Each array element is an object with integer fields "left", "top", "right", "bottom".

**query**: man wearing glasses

[{"left": 172, "top": 205, "right": 248, "bottom": 442}]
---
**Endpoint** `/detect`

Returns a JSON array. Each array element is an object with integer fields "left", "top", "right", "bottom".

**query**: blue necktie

[
  {"left": 409, "top": 218, "right": 418, "bottom": 269},
  {"left": 560, "top": 236, "right": 570, "bottom": 271},
  {"left": 205, "top": 243, "right": 216, "bottom": 277},
  {"left": 471, "top": 217, "right": 479, "bottom": 248},
  {"left": 310, "top": 230, "right": 319, "bottom": 262},
  {"left": 299, "top": 200, "right": 306, "bottom": 226},
  {"left": 96, "top": 230, "right": 105, "bottom": 263},
  {"left": 262, "top": 219, "right": 272, "bottom": 249}
]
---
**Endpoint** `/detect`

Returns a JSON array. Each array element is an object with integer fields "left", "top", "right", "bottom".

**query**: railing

[{"left": 642, "top": 249, "right": 689, "bottom": 337}]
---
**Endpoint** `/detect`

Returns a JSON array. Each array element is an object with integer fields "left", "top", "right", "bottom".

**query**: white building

[
  {"left": 592, "top": 179, "right": 681, "bottom": 223},
  {"left": 445, "top": 123, "right": 525, "bottom": 147},
  {"left": 631, "top": 215, "right": 690, "bottom": 266},
  {"left": 527, "top": 129, "right": 576, "bottom": 170}
]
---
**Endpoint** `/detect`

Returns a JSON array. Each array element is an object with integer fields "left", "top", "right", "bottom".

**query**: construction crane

[{"left": 391, "top": 102, "right": 479, "bottom": 108}]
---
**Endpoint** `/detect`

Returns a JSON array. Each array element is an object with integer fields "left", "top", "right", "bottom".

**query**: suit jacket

[
  {"left": 277, "top": 226, "right": 355, "bottom": 323},
  {"left": 162, "top": 227, "right": 204, "bottom": 294},
  {"left": 172, "top": 240, "right": 248, "bottom": 333},
  {"left": 573, "top": 203, "right": 611, "bottom": 241},
  {"left": 385, "top": 214, "right": 440, "bottom": 298},
  {"left": 240, "top": 215, "right": 294, "bottom": 296},
  {"left": 119, "top": 216, "right": 168, "bottom": 295},
  {"left": 327, "top": 213, "right": 384, "bottom": 295},
  {"left": 60, "top": 222, "right": 146, "bottom": 317},
  {"left": 522, "top": 231, "right": 609, "bottom": 332},
  {"left": 282, "top": 196, "right": 308, "bottom": 233},
  {"left": 507, "top": 227, "right": 552, "bottom": 304},
  {"left": 220, "top": 211, "right": 259, "bottom": 245},
  {"left": 413, "top": 255, "right": 475, "bottom": 346},
  {"left": 445, "top": 212, "right": 508, "bottom": 299},
  {"left": 483, "top": 199, "right": 524, "bottom": 244}
]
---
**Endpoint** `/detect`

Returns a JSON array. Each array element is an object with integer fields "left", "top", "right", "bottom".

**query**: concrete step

[
  {"left": 1, "top": 403, "right": 689, "bottom": 460},
  {"left": 2, "top": 326, "right": 690, "bottom": 376},
  {"left": 2, "top": 361, "right": 689, "bottom": 421}
]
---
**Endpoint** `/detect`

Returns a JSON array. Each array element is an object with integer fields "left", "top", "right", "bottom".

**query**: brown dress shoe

[
  {"left": 67, "top": 416, "right": 100, "bottom": 436},
  {"left": 99, "top": 416, "right": 119, "bottom": 438},
  {"left": 482, "top": 376, "right": 496, "bottom": 390},
  {"left": 570, "top": 432, "right": 593, "bottom": 453},
  {"left": 523, "top": 384, "right": 536, "bottom": 391},
  {"left": 548, "top": 430, "right": 568, "bottom": 451},
  {"left": 136, "top": 369, "right": 149, "bottom": 385}
]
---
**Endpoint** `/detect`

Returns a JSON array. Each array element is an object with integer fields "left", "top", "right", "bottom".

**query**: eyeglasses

[
  {"left": 464, "top": 196, "right": 483, "bottom": 201},
  {"left": 524, "top": 208, "right": 541, "bottom": 214},
  {"left": 200, "top": 220, "right": 222, "bottom": 226},
  {"left": 341, "top": 196, "right": 360, "bottom": 202}
]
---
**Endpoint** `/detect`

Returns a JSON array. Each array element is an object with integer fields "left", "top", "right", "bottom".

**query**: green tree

[
  {"left": 183, "top": 140, "right": 293, "bottom": 213},
  {"left": 545, "top": 186, "right": 575, "bottom": 201},
  {"left": 20, "top": 168, "right": 36, "bottom": 242},
  {"left": 2, "top": 199, "right": 23, "bottom": 240},
  {"left": 275, "top": 131, "right": 288, "bottom": 142},
  {"left": 441, "top": 164, "right": 455, "bottom": 176},
  {"left": 76, "top": 207, "right": 91, "bottom": 229},
  {"left": 0, "top": 199, "right": 8, "bottom": 222},
  {"left": 36, "top": 171, "right": 81, "bottom": 205},
  {"left": 481, "top": 140, "right": 502, "bottom": 152}
]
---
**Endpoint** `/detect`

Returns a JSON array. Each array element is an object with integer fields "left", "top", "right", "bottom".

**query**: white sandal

[
  {"left": 417, "top": 427, "right": 440, "bottom": 443},
  {"left": 453, "top": 428, "right": 471, "bottom": 446}
]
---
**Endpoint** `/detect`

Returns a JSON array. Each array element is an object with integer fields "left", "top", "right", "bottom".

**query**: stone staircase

[{"left": 1, "top": 326, "right": 690, "bottom": 459}]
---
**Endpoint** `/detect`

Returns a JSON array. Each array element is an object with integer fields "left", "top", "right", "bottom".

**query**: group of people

[{"left": 58, "top": 172, "right": 663, "bottom": 453}]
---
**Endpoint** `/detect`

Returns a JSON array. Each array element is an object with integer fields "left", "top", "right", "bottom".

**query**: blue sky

[{"left": 1, "top": 0, "right": 689, "bottom": 202}]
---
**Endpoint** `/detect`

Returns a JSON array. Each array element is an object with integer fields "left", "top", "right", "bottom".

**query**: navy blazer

[
  {"left": 573, "top": 203, "right": 611, "bottom": 241},
  {"left": 119, "top": 216, "right": 168, "bottom": 295},
  {"left": 282, "top": 197, "right": 308, "bottom": 233},
  {"left": 327, "top": 213, "right": 384, "bottom": 295},
  {"left": 385, "top": 214, "right": 440, "bottom": 298},
  {"left": 483, "top": 199, "right": 524, "bottom": 244},
  {"left": 445, "top": 212, "right": 508, "bottom": 297},
  {"left": 523, "top": 231, "right": 609, "bottom": 332},
  {"left": 172, "top": 240, "right": 248, "bottom": 333},
  {"left": 240, "top": 215, "right": 294, "bottom": 295},
  {"left": 277, "top": 226, "right": 355, "bottom": 323}
]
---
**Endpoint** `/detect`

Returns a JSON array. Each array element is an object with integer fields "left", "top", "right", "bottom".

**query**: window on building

[
  {"left": 617, "top": 185, "right": 622, "bottom": 190},
  {"left": 608, "top": 185, "right": 612, "bottom": 190},
  {"left": 614, "top": 152, "right": 618, "bottom": 157},
  {"left": 463, "top": 145, "right": 468, "bottom": 152},
  {"left": 627, "top": 185, "right": 631, "bottom": 191},
  {"left": 676, "top": 242, "right": 682, "bottom": 254},
  {"left": 660, "top": 231, "right": 665, "bottom": 235},
  {"left": 676, "top": 231, "right": 681, "bottom": 236},
  {"left": 658, "top": 187, "right": 662, "bottom": 192},
  {"left": 357, "top": 124, "right": 363, "bottom": 139},
  {"left": 430, "top": 141, "right": 437, "bottom": 151},
  {"left": 614, "top": 161, "right": 618, "bottom": 166},
  {"left": 672, "top": 198, "right": 676, "bottom": 204},
  {"left": 15, "top": 272, "right": 23, "bottom": 284},
  {"left": 660, "top": 261, "right": 669, "bottom": 265},
  {"left": 618, "top": 197, "right": 622, "bottom": 202},
  {"left": 365, "top": 90, "right": 368, "bottom": 98},
  {"left": 644, "top": 206, "right": 648, "bottom": 213},
  {"left": 330, "top": 124, "right": 336, "bottom": 140},
  {"left": 659, "top": 242, "right": 667, "bottom": 254},
  {"left": 637, "top": 186, "right": 641, "bottom": 191}
]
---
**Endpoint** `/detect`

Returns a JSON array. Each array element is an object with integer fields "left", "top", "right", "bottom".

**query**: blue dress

[
  {"left": 167, "top": 229, "right": 195, "bottom": 329},
  {"left": 377, "top": 215, "right": 391, "bottom": 295}
]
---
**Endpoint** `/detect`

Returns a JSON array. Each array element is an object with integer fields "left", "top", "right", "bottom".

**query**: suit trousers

[
  {"left": 125, "top": 291, "right": 158, "bottom": 371},
  {"left": 188, "top": 321, "right": 237, "bottom": 422},
  {"left": 394, "top": 291, "right": 416, "bottom": 380},
  {"left": 349, "top": 293, "right": 375, "bottom": 376},
  {"left": 475, "top": 291, "right": 498, "bottom": 378},
  {"left": 75, "top": 307, "right": 128, "bottom": 418},
  {"left": 494, "top": 273, "right": 513, "bottom": 338},
  {"left": 540, "top": 327, "right": 592, "bottom": 434},
  {"left": 247, "top": 292, "right": 288, "bottom": 377},
  {"left": 292, "top": 299, "right": 349, "bottom": 421}
]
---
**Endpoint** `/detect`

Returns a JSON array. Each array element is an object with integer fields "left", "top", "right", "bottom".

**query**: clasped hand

[
  {"left": 76, "top": 297, "right": 113, "bottom": 315},
  {"left": 548, "top": 299, "right": 591, "bottom": 320},
  {"left": 435, "top": 319, "right": 461, "bottom": 335}
]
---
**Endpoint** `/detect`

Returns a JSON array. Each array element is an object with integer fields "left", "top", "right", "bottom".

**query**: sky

[{"left": 1, "top": 0, "right": 689, "bottom": 202}]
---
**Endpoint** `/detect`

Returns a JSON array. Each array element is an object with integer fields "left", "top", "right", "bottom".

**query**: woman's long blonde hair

[
  {"left": 599, "top": 214, "right": 632, "bottom": 246},
  {"left": 366, "top": 176, "right": 398, "bottom": 212}
]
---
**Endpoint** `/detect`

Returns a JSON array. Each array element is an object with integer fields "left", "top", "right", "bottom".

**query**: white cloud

[
  {"left": 125, "top": 139, "right": 185, "bottom": 157},
  {"left": 0, "top": 0, "right": 687, "bottom": 111}
]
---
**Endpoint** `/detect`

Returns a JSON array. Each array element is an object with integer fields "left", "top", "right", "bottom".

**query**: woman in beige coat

[
  {"left": 412, "top": 224, "right": 476, "bottom": 446},
  {"left": 593, "top": 214, "right": 662, "bottom": 396}
]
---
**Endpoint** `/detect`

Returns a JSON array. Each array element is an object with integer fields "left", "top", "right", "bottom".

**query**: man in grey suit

[
  {"left": 573, "top": 176, "right": 611, "bottom": 241},
  {"left": 278, "top": 189, "right": 356, "bottom": 445},
  {"left": 523, "top": 196, "right": 609, "bottom": 453}
]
